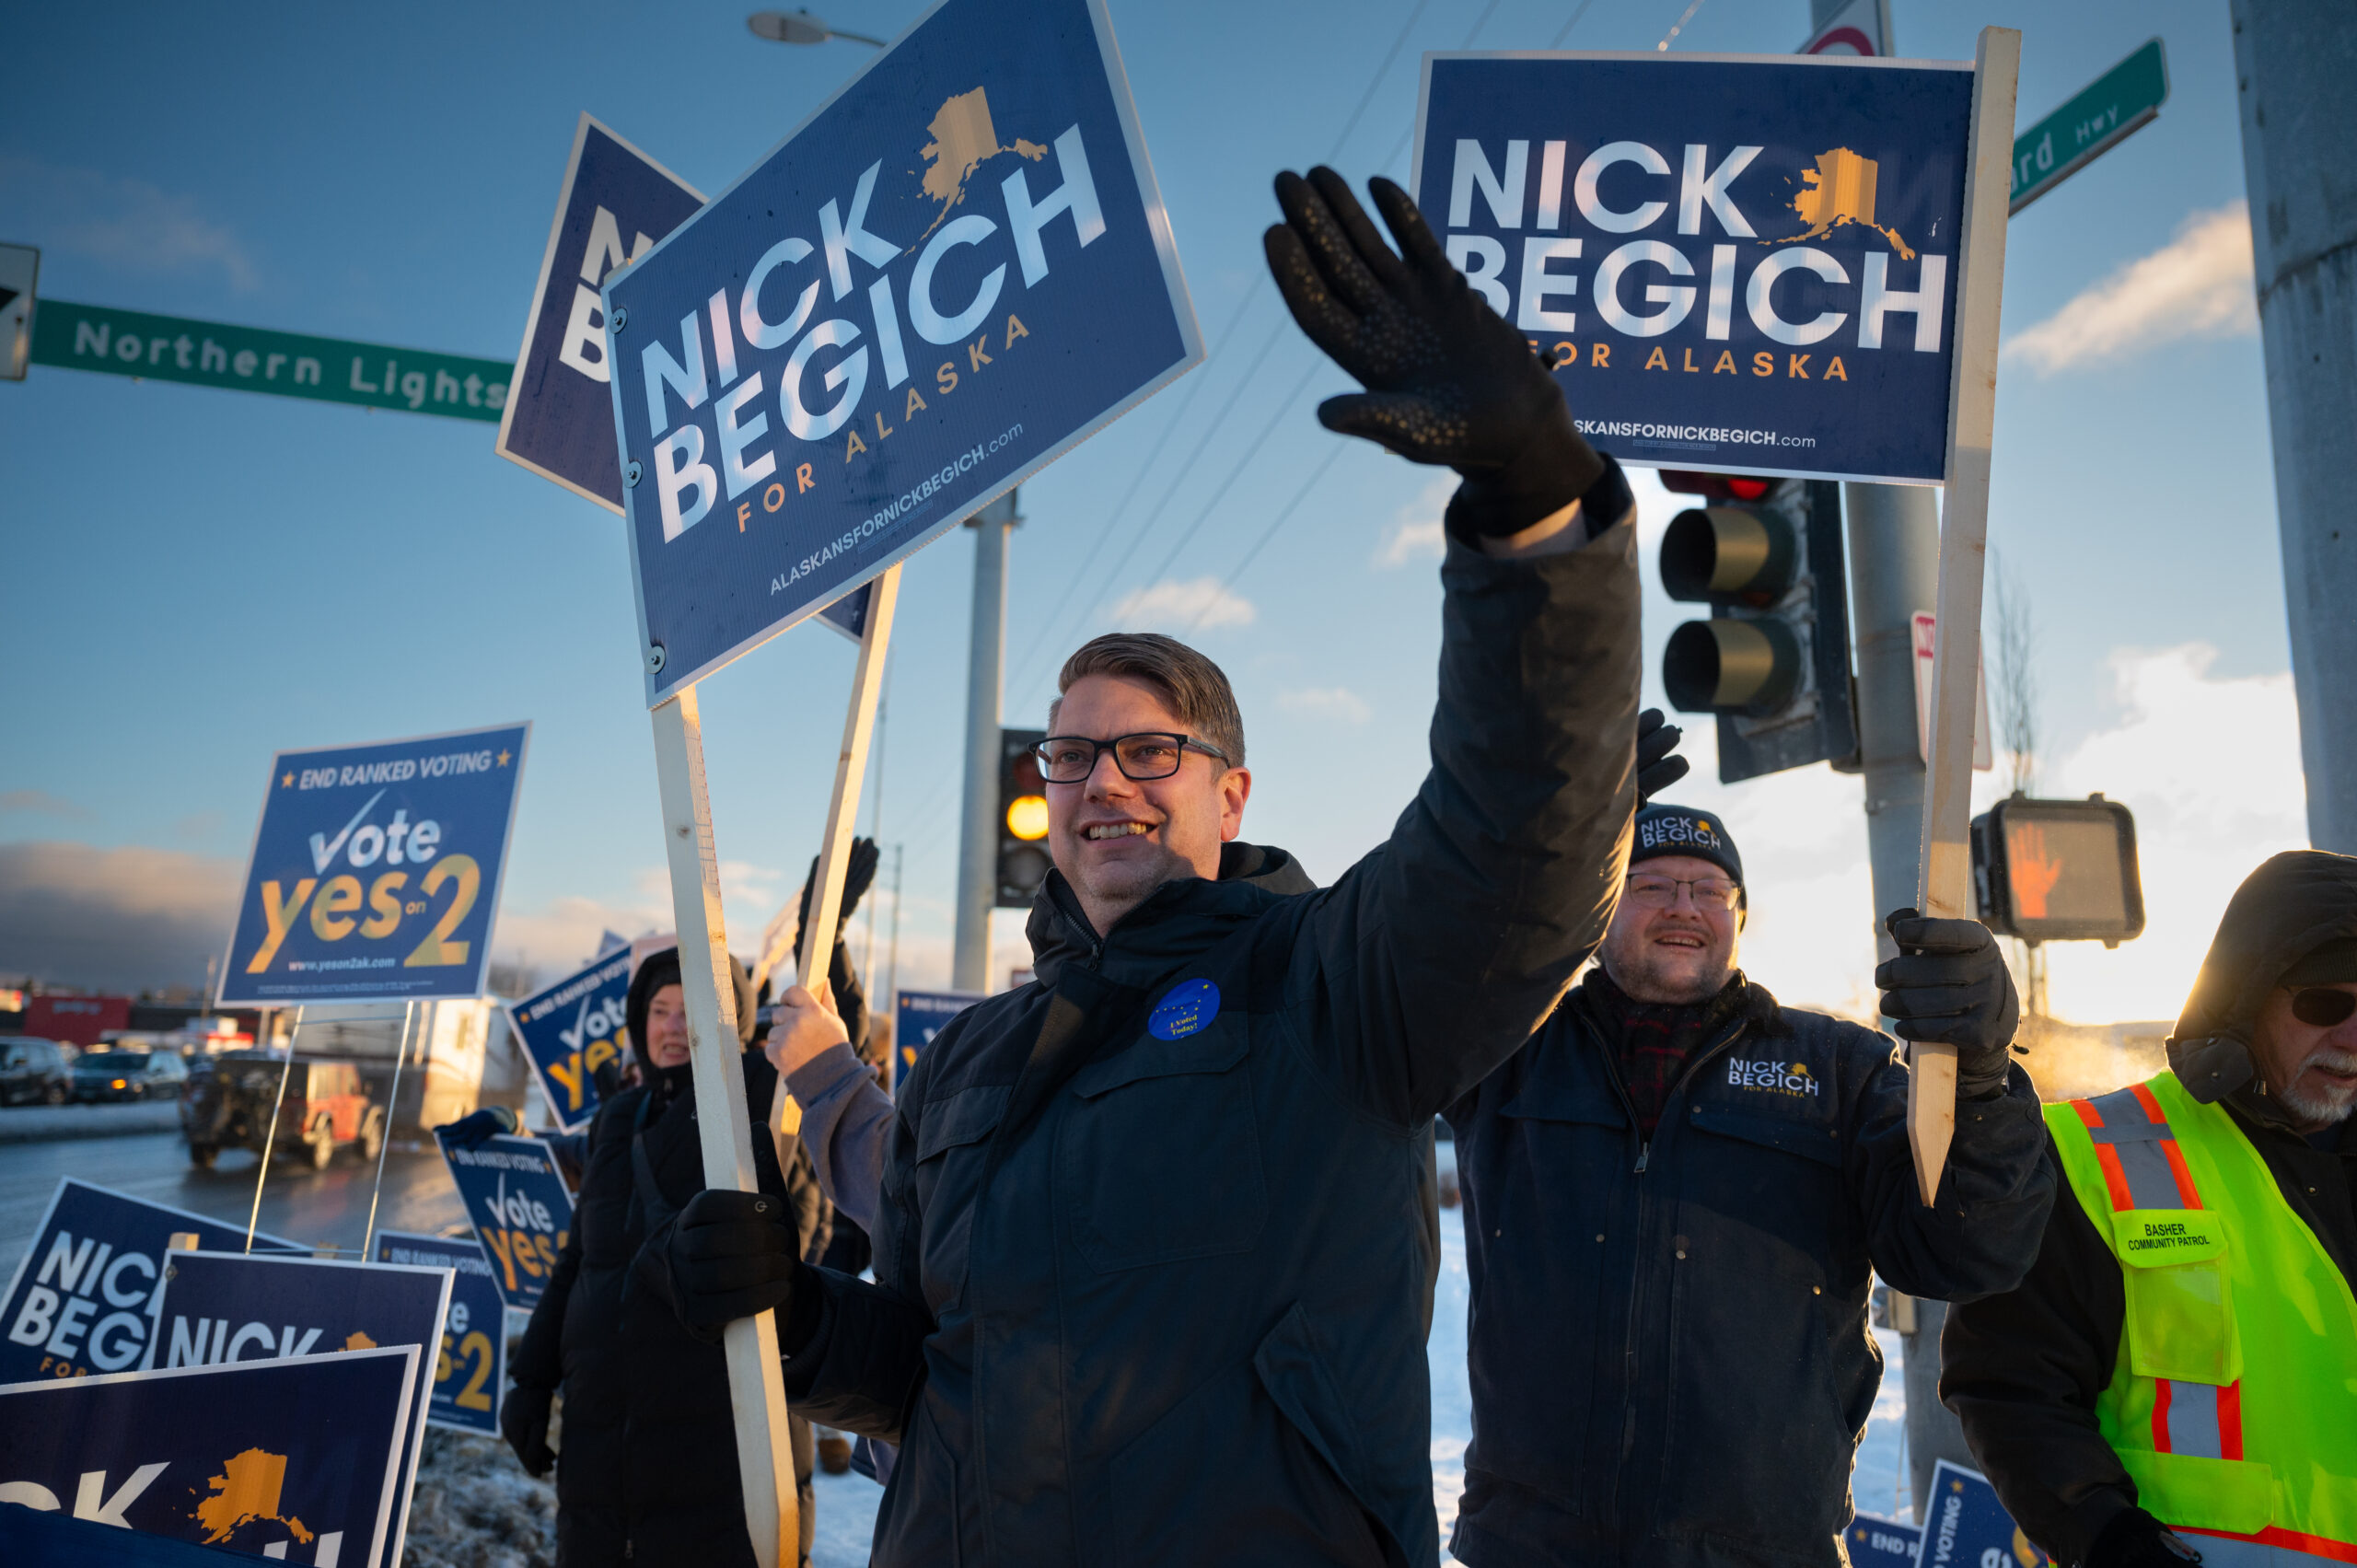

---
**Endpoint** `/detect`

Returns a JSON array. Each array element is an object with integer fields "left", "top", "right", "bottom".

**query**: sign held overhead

[{"left": 604, "top": 0, "right": 1203, "bottom": 703}]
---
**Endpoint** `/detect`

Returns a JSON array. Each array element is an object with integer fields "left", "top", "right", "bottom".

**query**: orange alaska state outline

[
  {"left": 916, "top": 87, "right": 1047, "bottom": 239},
  {"left": 1778, "top": 148, "right": 1915, "bottom": 261},
  {"left": 192, "top": 1447, "right": 313, "bottom": 1546}
]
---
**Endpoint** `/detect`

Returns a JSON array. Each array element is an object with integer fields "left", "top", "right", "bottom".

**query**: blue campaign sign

[
  {"left": 374, "top": 1230, "right": 505, "bottom": 1437},
  {"left": 1849, "top": 1512, "right": 1925, "bottom": 1568},
  {"left": 0, "top": 1347, "right": 418, "bottom": 1568},
  {"left": 499, "top": 114, "right": 704, "bottom": 511},
  {"left": 1415, "top": 52, "right": 1975, "bottom": 485},
  {"left": 434, "top": 1132, "right": 575, "bottom": 1312},
  {"left": 893, "top": 988, "right": 983, "bottom": 1086},
  {"left": 217, "top": 723, "right": 530, "bottom": 1006},
  {"left": 1922, "top": 1460, "right": 2052, "bottom": 1568},
  {"left": 146, "top": 1251, "right": 448, "bottom": 1568},
  {"left": 505, "top": 948, "right": 634, "bottom": 1132},
  {"left": 0, "top": 1179, "right": 298, "bottom": 1386},
  {"left": 604, "top": 0, "right": 1202, "bottom": 703}
]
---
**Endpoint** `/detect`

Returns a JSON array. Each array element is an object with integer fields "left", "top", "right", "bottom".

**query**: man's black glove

[
  {"left": 793, "top": 838, "right": 881, "bottom": 958},
  {"left": 665, "top": 1190, "right": 798, "bottom": 1340},
  {"left": 2086, "top": 1508, "right": 2204, "bottom": 1568},
  {"left": 435, "top": 1107, "right": 518, "bottom": 1150},
  {"left": 1264, "top": 167, "right": 1614, "bottom": 538},
  {"left": 500, "top": 1383, "right": 554, "bottom": 1478},
  {"left": 1636, "top": 708, "right": 1689, "bottom": 805},
  {"left": 1876, "top": 909, "right": 2021, "bottom": 1096}
]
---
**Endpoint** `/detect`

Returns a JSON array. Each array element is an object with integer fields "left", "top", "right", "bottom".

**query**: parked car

[
  {"left": 72, "top": 1049, "right": 187, "bottom": 1103},
  {"left": 0, "top": 1038, "right": 73, "bottom": 1106},
  {"left": 180, "top": 1052, "right": 382, "bottom": 1170}
]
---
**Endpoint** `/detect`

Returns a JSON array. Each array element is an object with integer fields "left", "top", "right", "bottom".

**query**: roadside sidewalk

[{"left": 0, "top": 1102, "right": 180, "bottom": 1144}]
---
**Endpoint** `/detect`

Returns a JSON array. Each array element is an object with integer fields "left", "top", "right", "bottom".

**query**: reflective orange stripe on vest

[{"left": 2071, "top": 1086, "right": 2247, "bottom": 1463}]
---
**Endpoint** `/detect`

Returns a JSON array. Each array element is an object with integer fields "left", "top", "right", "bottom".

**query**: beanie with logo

[{"left": 1629, "top": 803, "right": 1743, "bottom": 887}]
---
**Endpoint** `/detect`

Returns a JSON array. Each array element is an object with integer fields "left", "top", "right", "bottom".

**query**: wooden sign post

[
  {"left": 647, "top": 563, "right": 903, "bottom": 1567},
  {"left": 1910, "top": 26, "right": 2021, "bottom": 1208}
]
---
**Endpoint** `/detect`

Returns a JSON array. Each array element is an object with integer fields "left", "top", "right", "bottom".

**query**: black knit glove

[
  {"left": 1636, "top": 709, "right": 1689, "bottom": 805},
  {"left": 1877, "top": 910, "right": 2021, "bottom": 1096},
  {"left": 499, "top": 1383, "right": 554, "bottom": 1478},
  {"left": 2086, "top": 1508, "right": 2204, "bottom": 1568},
  {"left": 1264, "top": 167, "right": 1609, "bottom": 537},
  {"left": 665, "top": 1190, "right": 799, "bottom": 1339},
  {"left": 793, "top": 838, "right": 881, "bottom": 958},
  {"left": 435, "top": 1107, "right": 518, "bottom": 1151}
]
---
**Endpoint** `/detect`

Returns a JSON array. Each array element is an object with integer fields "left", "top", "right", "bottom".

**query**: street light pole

[
  {"left": 953, "top": 492, "right": 1020, "bottom": 991},
  {"left": 746, "top": 9, "right": 887, "bottom": 48}
]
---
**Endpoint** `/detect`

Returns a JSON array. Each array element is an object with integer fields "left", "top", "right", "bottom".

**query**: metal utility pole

[
  {"left": 1804, "top": 0, "right": 1978, "bottom": 1518},
  {"left": 953, "top": 490, "right": 1020, "bottom": 990},
  {"left": 2232, "top": 0, "right": 2357, "bottom": 854}
]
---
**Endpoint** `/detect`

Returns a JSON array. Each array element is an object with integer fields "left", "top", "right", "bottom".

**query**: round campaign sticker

[{"left": 1147, "top": 979, "right": 1221, "bottom": 1040}]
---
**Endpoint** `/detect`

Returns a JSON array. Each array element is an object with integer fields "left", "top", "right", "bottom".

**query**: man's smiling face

[
  {"left": 1045, "top": 673, "right": 1250, "bottom": 935},
  {"left": 1598, "top": 853, "right": 1743, "bottom": 1005}
]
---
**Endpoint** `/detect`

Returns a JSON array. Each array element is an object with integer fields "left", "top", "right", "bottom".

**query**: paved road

[{"left": 0, "top": 1131, "right": 469, "bottom": 1281}]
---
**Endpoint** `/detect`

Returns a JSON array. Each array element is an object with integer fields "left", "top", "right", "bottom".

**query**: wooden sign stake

[
  {"left": 1910, "top": 26, "right": 2021, "bottom": 1208},
  {"left": 650, "top": 685, "right": 798, "bottom": 1568}
]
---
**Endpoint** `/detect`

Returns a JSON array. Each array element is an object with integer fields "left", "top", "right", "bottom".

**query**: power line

[
  {"left": 1183, "top": 445, "right": 1349, "bottom": 633},
  {"left": 1655, "top": 0, "right": 1707, "bottom": 51}
]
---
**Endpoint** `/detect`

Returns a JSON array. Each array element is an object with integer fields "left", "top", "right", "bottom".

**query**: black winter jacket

[
  {"left": 777, "top": 524, "right": 1644, "bottom": 1568},
  {"left": 1443, "top": 972, "right": 2053, "bottom": 1568},
  {"left": 511, "top": 1049, "right": 823, "bottom": 1568}
]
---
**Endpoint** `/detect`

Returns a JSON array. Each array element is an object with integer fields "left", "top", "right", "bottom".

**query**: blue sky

[{"left": 0, "top": 0, "right": 2302, "bottom": 1023}]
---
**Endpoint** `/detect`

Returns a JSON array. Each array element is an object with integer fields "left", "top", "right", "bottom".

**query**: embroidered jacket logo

[{"left": 1727, "top": 1058, "right": 1819, "bottom": 1097}]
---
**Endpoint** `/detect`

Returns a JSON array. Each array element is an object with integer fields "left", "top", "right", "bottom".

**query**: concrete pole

[
  {"left": 2231, "top": 0, "right": 2357, "bottom": 854},
  {"left": 1805, "top": 0, "right": 1979, "bottom": 1517},
  {"left": 953, "top": 491, "right": 1019, "bottom": 990}
]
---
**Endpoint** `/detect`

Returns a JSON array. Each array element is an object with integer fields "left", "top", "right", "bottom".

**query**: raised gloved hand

[
  {"left": 1876, "top": 910, "right": 2022, "bottom": 1096},
  {"left": 1636, "top": 709, "right": 1689, "bottom": 806},
  {"left": 794, "top": 838, "right": 881, "bottom": 959},
  {"left": 664, "top": 1189, "right": 799, "bottom": 1339},
  {"left": 2087, "top": 1508, "right": 2205, "bottom": 1568},
  {"left": 500, "top": 1383, "right": 554, "bottom": 1477},
  {"left": 1264, "top": 167, "right": 1612, "bottom": 537},
  {"left": 435, "top": 1106, "right": 520, "bottom": 1151}
]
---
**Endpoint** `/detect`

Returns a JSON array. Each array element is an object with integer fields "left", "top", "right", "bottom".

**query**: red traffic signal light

[
  {"left": 1659, "top": 470, "right": 1776, "bottom": 503},
  {"left": 1971, "top": 796, "right": 2145, "bottom": 947}
]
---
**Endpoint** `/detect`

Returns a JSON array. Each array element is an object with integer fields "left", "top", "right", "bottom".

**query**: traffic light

[
  {"left": 996, "top": 727, "right": 1051, "bottom": 908},
  {"left": 1657, "top": 472, "right": 1856, "bottom": 784},
  {"left": 1972, "top": 794, "right": 2146, "bottom": 947}
]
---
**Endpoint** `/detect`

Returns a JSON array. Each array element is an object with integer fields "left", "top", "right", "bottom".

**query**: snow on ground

[{"left": 807, "top": 1148, "right": 1921, "bottom": 1565}]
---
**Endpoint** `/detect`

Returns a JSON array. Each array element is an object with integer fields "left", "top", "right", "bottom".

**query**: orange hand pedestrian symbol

[{"left": 2007, "top": 823, "right": 2063, "bottom": 919}]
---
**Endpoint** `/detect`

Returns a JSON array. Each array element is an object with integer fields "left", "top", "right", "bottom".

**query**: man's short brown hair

[{"left": 1051, "top": 633, "right": 1246, "bottom": 767}]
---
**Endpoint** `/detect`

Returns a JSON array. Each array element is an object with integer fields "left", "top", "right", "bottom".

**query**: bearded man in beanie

[
  {"left": 498, "top": 944, "right": 829, "bottom": 1568},
  {"left": 1946, "top": 850, "right": 2357, "bottom": 1568},
  {"left": 1444, "top": 789, "right": 2054, "bottom": 1568}
]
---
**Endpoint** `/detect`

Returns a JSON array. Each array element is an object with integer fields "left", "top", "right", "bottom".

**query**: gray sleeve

[{"left": 785, "top": 1041, "right": 893, "bottom": 1234}]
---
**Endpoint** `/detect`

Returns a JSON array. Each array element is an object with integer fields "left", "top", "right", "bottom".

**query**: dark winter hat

[
  {"left": 625, "top": 945, "right": 756, "bottom": 1069},
  {"left": 1630, "top": 803, "right": 1743, "bottom": 886},
  {"left": 2168, "top": 850, "right": 2357, "bottom": 1104}
]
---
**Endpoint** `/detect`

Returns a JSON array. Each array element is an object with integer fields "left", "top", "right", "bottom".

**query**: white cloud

[
  {"left": 1374, "top": 475, "right": 1453, "bottom": 567},
  {"left": 0, "top": 789, "right": 92, "bottom": 819},
  {"left": 2004, "top": 202, "right": 2256, "bottom": 375},
  {"left": 1278, "top": 687, "right": 1372, "bottom": 724},
  {"left": 0, "top": 153, "right": 260, "bottom": 291},
  {"left": 0, "top": 840, "right": 240, "bottom": 991},
  {"left": 1106, "top": 576, "right": 1256, "bottom": 631}
]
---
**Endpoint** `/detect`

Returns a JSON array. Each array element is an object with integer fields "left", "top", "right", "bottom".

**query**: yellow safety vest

[{"left": 2048, "top": 1072, "right": 2357, "bottom": 1568}]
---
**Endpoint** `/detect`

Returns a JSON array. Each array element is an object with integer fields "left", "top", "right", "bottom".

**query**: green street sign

[
  {"left": 2010, "top": 38, "right": 2169, "bottom": 215},
  {"left": 28, "top": 298, "right": 511, "bottom": 422}
]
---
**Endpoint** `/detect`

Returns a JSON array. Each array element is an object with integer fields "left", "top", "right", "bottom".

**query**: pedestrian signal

[
  {"left": 1656, "top": 472, "right": 1856, "bottom": 783},
  {"left": 997, "top": 728, "right": 1051, "bottom": 908},
  {"left": 1971, "top": 795, "right": 2145, "bottom": 947}
]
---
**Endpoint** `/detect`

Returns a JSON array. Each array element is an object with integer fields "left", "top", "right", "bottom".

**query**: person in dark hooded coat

[
  {"left": 500, "top": 944, "right": 827, "bottom": 1568},
  {"left": 1944, "top": 850, "right": 2357, "bottom": 1568}
]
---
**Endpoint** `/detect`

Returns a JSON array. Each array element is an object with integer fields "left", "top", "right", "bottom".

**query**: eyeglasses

[
  {"left": 2289, "top": 986, "right": 2357, "bottom": 1028},
  {"left": 1624, "top": 874, "right": 1742, "bottom": 911},
  {"left": 1035, "top": 732, "right": 1229, "bottom": 784}
]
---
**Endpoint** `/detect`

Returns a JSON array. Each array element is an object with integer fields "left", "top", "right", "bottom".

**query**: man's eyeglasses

[
  {"left": 1035, "top": 733, "right": 1229, "bottom": 784},
  {"left": 2289, "top": 986, "right": 2357, "bottom": 1028},
  {"left": 1624, "top": 874, "right": 1742, "bottom": 912}
]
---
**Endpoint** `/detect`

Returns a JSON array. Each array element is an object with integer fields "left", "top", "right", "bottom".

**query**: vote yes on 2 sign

[
  {"left": 376, "top": 1229, "right": 508, "bottom": 1436},
  {"left": 505, "top": 948, "right": 634, "bottom": 1132},
  {"left": 434, "top": 1132, "right": 575, "bottom": 1311}
]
